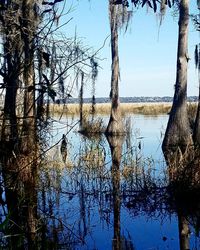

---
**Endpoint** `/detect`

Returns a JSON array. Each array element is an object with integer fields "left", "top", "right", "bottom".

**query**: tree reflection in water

[
  {"left": 106, "top": 134, "right": 134, "bottom": 250},
  {"left": 0, "top": 144, "right": 38, "bottom": 249},
  {"left": 1, "top": 131, "right": 200, "bottom": 249}
]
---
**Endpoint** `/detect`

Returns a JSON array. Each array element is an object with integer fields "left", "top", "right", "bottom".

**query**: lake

[{"left": 1, "top": 114, "right": 200, "bottom": 249}]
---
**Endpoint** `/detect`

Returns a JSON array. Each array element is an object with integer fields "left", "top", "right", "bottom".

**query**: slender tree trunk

[
  {"left": 20, "top": 2, "right": 38, "bottom": 244},
  {"left": 193, "top": 3, "right": 200, "bottom": 145},
  {"left": 23, "top": 165, "right": 38, "bottom": 249},
  {"left": 1, "top": 38, "right": 20, "bottom": 144},
  {"left": 21, "top": 0, "right": 36, "bottom": 154},
  {"left": 106, "top": 0, "right": 124, "bottom": 135},
  {"left": 79, "top": 72, "right": 84, "bottom": 129},
  {"left": 193, "top": 77, "right": 200, "bottom": 145},
  {"left": 0, "top": 2, "right": 39, "bottom": 246},
  {"left": 162, "top": 0, "right": 192, "bottom": 154},
  {"left": 2, "top": 76, "right": 18, "bottom": 143},
  {"left": 36, "top": 49, "right": 44, "bottom": 119}
]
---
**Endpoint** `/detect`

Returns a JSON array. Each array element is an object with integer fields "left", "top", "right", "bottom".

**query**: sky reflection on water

[
  {"left": 43, "top": 114, "right": 184, "bottom": 250},
  {"left": 2, "top": 114, "right": 200, "bottom": 249}
]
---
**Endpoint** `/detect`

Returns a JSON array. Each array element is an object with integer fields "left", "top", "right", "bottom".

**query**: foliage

[
  {"left": 0, "top": 1, "right": 100, "bottom": 248},
  {"left": 114, "top": 0, "right": 174, "bottom": 12},
  {"left": 0, "top": 0, "right": 99, "bottom": 139}
]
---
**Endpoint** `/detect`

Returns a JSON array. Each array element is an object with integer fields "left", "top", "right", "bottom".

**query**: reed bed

[
  {"left": 48, "top": 102, "right": 199, "bottom": 117},
  {"left": 49, "top": 102, "right": 174, "bottom": 116},
  {"left": 120, "top": 102, "right": 172, "bottom": 115}
]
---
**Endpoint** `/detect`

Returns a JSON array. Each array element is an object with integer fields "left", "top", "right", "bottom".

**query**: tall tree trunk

[
  {"left": 79, "top": 72, "right": 84, "bottom": 129},
  {"left": 1, "top": 25, "right": 21, "bottom": 144},
  {"left": 1, "top": 69, "right": 18, "bottom": 143},
  {"left": 20, "top": 2, "right": 38, "bottom": 243},
  {"left": 106, "top": 0, "right": 124, "bottom": 135},
  {"left": 193, "top": 76, "right": 200, "bottom": 145},
  {"left": 162, "top": 0, "right": 192, "bottom": 154},
  {"left": 0, "top": 2, "right": 38, "bottom": 246},
  {"left": 193, "top": 2, "right": 200, "bottom": 145},
  {"left": 36, "top": 49, "right": 44, "bottom": 119},
  {"left": 21, "top": 0, "right": 36, "bottom": 154}
]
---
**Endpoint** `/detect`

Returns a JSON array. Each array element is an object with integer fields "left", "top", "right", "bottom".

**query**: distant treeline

[{"left": 55, "top": 96, "right": 198, "bottom": 104}]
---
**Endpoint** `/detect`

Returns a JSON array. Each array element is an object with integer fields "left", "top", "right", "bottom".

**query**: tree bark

[
  {"left": 1, "top": 60, "right": 19, "bottom": 143},
  {"left": 21, "top": 0, "right": 36, "bottom": 154},
  {"left": 162, "top": 0, "right": 192, "bottom": 154},
  {"left": 1, "top": 4, "right": 22, "bottom": 144},
  {"left": 0, "top": 2, "right": 38, "bottom": 247},
  {"left": 20, "top": 2, "right": 38, "bottom": 243},
  {"left": 193, "top": 81, "right": 200, "bottom": 145},
  {"left": 193, "top": 5, "right": 200, "bottom": 145},
  {"left": 106, "top": 0, "right": 124, "bottom": 135}
]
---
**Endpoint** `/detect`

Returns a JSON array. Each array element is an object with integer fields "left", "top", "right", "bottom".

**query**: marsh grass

[
  {"left": 79, "top": 117, "right": 106, "bottom": 136},
  {"left": 49, "top": 102, "right": 199, "bottom": 117},
  {"left": 49, "top": 102, "right": 173, "bottom": 116},
  {"left": 49, "top": 102, "right": 198, "bottom": 135},
  {"left": 120, "top": 102, "right": 172, "bottom": 115}
]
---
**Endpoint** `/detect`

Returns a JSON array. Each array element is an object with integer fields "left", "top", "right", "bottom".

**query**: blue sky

[{"left": 60, "top": 1, "right": 199, "bottom": 98}]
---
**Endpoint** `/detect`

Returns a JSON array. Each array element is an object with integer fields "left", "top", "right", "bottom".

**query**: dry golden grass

[
  {"left": 80, "top": 117, "right": 105, "bottom": 135},
  {"left": 48, "top": 102, "right": 200, "bottom": 117},
  {"left": 49, "top": 102, "right": 173, "bottom": 116},
  {"left": 120, "top": 102, "right": 172, "bottom": 115}
]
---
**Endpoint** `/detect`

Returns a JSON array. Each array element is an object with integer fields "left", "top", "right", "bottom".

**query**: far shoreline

[
  {"left": 49, "top": 102, "right": 174, "bottom": 116},
  {"left": 49, "top": 101, "right": 199, "bottom": 116},
  {"left": 54, "top": 96, "right": 198, "bottom": 105}
]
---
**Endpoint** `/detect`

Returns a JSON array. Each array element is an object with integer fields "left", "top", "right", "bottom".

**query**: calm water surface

[
  {"left": 2, "top": 114, "right": 199, "bottom": 249},
  {"left": 38, "top": 114, "right": 200, "bottom": 250}
]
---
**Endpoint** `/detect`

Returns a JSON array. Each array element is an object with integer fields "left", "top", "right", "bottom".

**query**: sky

[{"left": 59, "top": 0, "right": 199, "bottom": 98}]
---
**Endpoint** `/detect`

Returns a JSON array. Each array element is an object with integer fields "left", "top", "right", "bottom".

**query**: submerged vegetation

[{"left": 25, "top": 128, "right": 200, "bottom": 249}]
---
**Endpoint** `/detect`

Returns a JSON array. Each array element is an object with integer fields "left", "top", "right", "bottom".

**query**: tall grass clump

[{"left": 79, "top": 117, "right": 106, "bottom": 136}]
